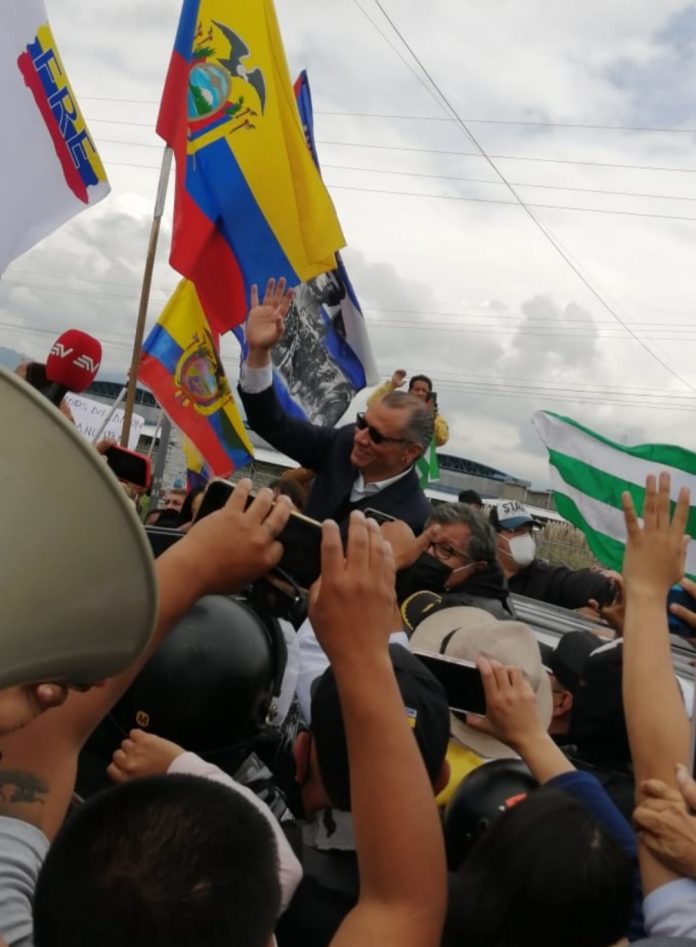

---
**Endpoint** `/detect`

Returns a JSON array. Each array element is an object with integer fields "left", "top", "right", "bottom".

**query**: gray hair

[
  {"left": 381, "top": 391, "right": 434, "bottom": 452},
  {"left": 427, "top": 503, "right": 497, "bottom": 564}
]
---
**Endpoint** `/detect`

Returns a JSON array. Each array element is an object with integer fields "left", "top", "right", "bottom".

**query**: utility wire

[
  {"left": 85, "top": 116, "right": 696, "bottom": 174},
  {"left": 80, "top": 95, "right": 696, "bottom": 136},
  {"left": 316, "top": 139, "right": 696, "bottom": 175},
  {"left": 327, "top": 183, "right": 696, "bottom": 222}
]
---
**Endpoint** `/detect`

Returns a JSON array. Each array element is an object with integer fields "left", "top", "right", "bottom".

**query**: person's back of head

[
  {"left": 458, "top": 489, "right": 483, "bottom": 509},
  {"left": 309, "top": 644, "right": 450, "bottom": 810},
  {"left": 444, "top": 787, "right": 633, "bottom": 947},
  {"left": 33, "top": 774, "right": 281, "bottom": 947}
]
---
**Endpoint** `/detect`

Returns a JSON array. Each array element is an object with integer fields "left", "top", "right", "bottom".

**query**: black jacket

[
  {"left": 239, "top": 385, "right": 432, "bottom": 533},
  {"left": 507, "top": 559, "right": 614, "bottom": 610},
  {"left": 440, "top": 562, "right": 516, "bottom": 619}
]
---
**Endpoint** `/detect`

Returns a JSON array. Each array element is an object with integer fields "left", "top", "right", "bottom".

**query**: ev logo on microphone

[
  {"left": 75, "top": 355, "right": 98, "bottom": 372},
  {"left": 50, "top": 342, "right": 74, "bottom": 359}
]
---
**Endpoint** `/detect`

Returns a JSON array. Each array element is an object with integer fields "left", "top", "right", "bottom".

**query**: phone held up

[
  {"left": 412, "top": 650, "right": 487, "bottom": 716},
  {"left": 105, "top": 445, "right": 151, "bottom": 490},
  {"left": 668, "top": 584, "right": 696, "bottom": 638},
  {"left": 196, "top": 479, "right": 323, "bottom": 591}
]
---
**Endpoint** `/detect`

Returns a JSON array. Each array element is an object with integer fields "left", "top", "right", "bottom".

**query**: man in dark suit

[{"left": 238, "top": 278, "right": 433, "bottom": 533}]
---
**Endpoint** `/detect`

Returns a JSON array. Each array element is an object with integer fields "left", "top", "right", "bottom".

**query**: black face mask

[{"left": 396, "top": 552, "right": 453, "bottom": 603}]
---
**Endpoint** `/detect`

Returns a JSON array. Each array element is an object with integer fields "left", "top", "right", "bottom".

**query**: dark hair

[
  {"left": 149, "top": 508, "right": 181, "bottom": 529},
  {"left": 458, "top": 489, "right": 483, "bottom": 508},
  {"left": 408, "top": 374, "right": 433, "bottom": 392},
  {"left": 428, "top": 503, "right": 497, "bottom": 564},
  {"left": 177, "top": 485, "right": 206, "bottom": 526},
  {"left": 443, "top": 788, "right": 633, "bottom": 947},
  {"left": 311, "top": 645, "right": 450, "bottom": 810},
  {"left": 24, "top": 361, "right": 50, "bottom": 393},
  {"left": 381, "top": 391, "right": 434, "bottom": 452},
  {"left": 33, "top": 774, "right": 281, "bottom": 947},
  {"left": 268, "top": 478, "right": 308, "bottom": 512}
]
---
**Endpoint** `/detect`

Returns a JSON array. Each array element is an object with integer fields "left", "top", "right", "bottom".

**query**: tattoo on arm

[{"left": 0, "top": 771, "right": 49, "bottom": 810}]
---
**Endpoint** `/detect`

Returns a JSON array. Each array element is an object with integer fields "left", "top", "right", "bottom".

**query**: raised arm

[
  {"left": 0, "top": 482, "right": 291, "bottom": 841},
  {"left": 310, "top": 513, "right": 447, "bottom": 947},
  {"left": 238, "top": 277, "right": 337, "bottom": 469},
  {"left": 621, "top": 472, "right": 692, "bottom": 895}
]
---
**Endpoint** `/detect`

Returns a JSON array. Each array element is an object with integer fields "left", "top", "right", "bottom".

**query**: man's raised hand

[{"left": 245, "top": 277, "right": 295, "bottom": 361}]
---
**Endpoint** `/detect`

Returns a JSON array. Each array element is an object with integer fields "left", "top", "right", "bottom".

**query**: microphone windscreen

[{"left": 45, "top": 330, "right": 102, "bottom": 393}]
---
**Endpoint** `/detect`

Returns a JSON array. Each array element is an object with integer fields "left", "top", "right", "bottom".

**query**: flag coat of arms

[
  {"left": 0, "top": 1, "right": 110, "bottom": 273},
  {"left": 157, "top": 0, "right": 345, "bottom": 335},
  {"left": 139, "top": 279, "right": 253, "bottom": 478},
  {"left": 533, "top": 410, "right": 696, "bottom": 576}
]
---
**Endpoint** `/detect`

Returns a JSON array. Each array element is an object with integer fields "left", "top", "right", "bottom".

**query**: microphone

[{"left": 45, "top": 330, "right": 102, "bottom": 406}]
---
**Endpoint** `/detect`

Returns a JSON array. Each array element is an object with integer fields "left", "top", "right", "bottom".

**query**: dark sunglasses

[{"left": 355, "top": 412, "right": 407, "bottom": 445}]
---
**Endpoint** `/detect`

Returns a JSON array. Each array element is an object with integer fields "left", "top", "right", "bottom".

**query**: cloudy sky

[{"left": 3, "top": 0, "right": 696, "bottom": 487}]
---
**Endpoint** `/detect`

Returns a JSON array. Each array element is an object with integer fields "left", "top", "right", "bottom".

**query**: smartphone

[
  {"left": 196, "top": 479, "right": 234, "bottom": 520},
  {"left": 412, "top": 650, "right": 486, "bottom": 716},
  {"left": 105, "top": 445, "right": 151, "bottom": 489},
  {"left": 145, "top": 526, "right": 184, "bottom": 558},
  {"left": 195, "top": 480, "right": 323, "bottom": 589},
  {"left": 428, "top": 391, "right": 438, "bottom": 409},
  {"left": 364, "top": 508, "right": 396, "bottom": 526},
  {"left": 276, "top": 510, "right": 323, "bottom": 590},
  {"left": 668, "top": 584, "right": 696, "bottom": 638}
]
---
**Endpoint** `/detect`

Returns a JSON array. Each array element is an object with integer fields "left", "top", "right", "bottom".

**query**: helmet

[
  {"left": 444, "top": 758, "right": 538, "bottom": 869},
  {"left": 110, "top": 596, "right": 286, "bottom": 757}
]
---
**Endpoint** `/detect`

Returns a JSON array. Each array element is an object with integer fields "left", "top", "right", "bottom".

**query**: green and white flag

[
  {"left": 532, "top": 411, "right": 696, "bottom": 576},
  {"left": 417, "top": 439, "right": 440, "bottom": 490}
]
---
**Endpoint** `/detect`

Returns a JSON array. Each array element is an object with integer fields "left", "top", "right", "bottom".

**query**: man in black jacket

[
  {"left": 392, "top": 503, "right": 515, "bottom": 628},
  {"left": 490, "top": 500, "right": 615, "bottom": 610},
  {"left": 238, "top": 278, "right": 433, "bottom": 533}
]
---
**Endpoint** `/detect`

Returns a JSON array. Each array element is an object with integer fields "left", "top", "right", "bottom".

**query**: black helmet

[
  {"left": 444, "top": 759, "right": 538, "bottom": 869},
  {"left": 111, "top": 596, "right": 287, "bottom": 758}
]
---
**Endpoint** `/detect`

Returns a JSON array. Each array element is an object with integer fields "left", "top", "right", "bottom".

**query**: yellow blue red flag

[
  {"left": 157, "top": 0, "right": 345, "bottom": 334},
  {"left": 182, "top": 437, "right": 212, "bottom": 492},
  {"left": 138, "top": 280, "right": 253, "bottom": 477},
  {"left": 0, "top": 0, "right": 110, "bottom": 273}
]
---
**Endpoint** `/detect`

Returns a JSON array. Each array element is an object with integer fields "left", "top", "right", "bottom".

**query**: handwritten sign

[{"left": 64, "top": 393, "right": 145, "bottom": 450}]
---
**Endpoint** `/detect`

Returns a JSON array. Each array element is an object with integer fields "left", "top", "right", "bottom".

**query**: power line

[
  {"left": 317, "top": 110, "right": 696, "bottom": 135},
  {"left": 366, "top": 0, "right": 696, "bottom": 393},
  {"left": 317, "top": 138, "right": 696, "bottom": 174},
  {"left": 91, "top": 135, "right": 696, "bottom": 201},
  {"left": 323, "top": 164, "right": 696, "bottom": 203},
  {"left": 5, "top": 274, "right": 694, "bottom": 333},
  {"left": 80, "top": 94, "right": 696, "bottom": 136},
  {"left": 327, "top": 183, "right": 696, "bottom": 222},
  {"left": 86, "top": 116, "right": 696, "bottom": 174}
]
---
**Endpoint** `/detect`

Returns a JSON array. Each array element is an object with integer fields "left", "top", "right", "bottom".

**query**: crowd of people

[{"left": 3, "top": 278, "right": 696, "bottom": 947}]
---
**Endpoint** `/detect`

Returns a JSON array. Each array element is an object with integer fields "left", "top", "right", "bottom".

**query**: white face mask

[{"left": 507, "top": 533, "right": 536, "bottom": 567}]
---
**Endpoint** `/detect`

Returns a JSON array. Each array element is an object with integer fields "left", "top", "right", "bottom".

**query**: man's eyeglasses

[
  {"left": 355, "top": 412, "right": 406, "bottom": 446},
  {"left": 429, "top": 541, "right": 471, "bottom": 563}
]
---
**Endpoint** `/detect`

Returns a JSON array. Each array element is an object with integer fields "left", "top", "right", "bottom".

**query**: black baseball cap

[
  {"left": 549, "top": 631, "right": 602, "bottom": 693},
  {"left": 311, "top": 644, "right": 450, "bottom": 810}
]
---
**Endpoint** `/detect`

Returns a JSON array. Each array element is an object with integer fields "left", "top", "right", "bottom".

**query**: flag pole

[
  {"left": 91, "top": 383, "right": 127, "bottom": 443},
  {"left": 121, "top": 145, "right": 173, "bottom": 447}
]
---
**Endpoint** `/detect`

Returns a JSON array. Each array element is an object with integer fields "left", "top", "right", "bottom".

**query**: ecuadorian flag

[
  {"left": 139, "top": 280, "right": 253, "bottom": 477},
  {"left": 157, "top": 0, "right": 345, "bottom": 335}
]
